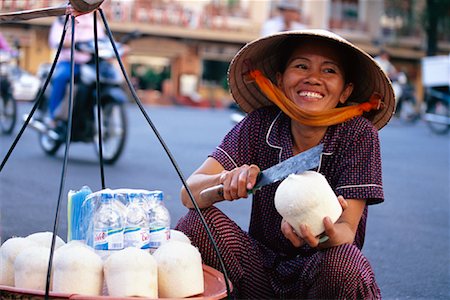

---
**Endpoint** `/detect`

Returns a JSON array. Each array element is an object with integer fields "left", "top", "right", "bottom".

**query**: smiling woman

[{"left": 175, "top": 29, "right": 395, "bottom": 299}]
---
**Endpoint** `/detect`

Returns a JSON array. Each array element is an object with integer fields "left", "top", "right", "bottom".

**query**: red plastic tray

[{"left": 0, "top": 264, "right": 231, "bottom": 299}]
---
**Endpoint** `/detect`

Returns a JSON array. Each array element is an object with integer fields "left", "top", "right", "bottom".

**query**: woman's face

[{"left": 277, "top": 41, "right": 353, "bottom": 114}]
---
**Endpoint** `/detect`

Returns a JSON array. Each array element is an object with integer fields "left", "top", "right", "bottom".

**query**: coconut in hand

[{"left": 275, "top": 171, "right": 342, "bottom": 238}]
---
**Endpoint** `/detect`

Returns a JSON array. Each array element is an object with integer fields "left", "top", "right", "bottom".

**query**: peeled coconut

[
  {"left": 26, "top": 232, "right": 65, "bottom": 249},
  {"left": 14, "top": 246, "right": 52, "bottom": 290},
  {"left": 153, "top": 240, "right": 204, "bottom": 298},
  {"left": 52, "top": 241, "right": 103, "bottom": 296},
  {"left": 55, "top": 240, "right": 90, "bottom": 253},
  {"left": 104, "top": 247, "right": 158, "bottom": 298},
  {"left": 274, "top": 171, "right": 342, "bottom": 237},
  {"left": 169, "top": 229, "right": 191, "bottom": 244},
  {"left": 0, "top": 237, "right": 38, "bottom": 286}
]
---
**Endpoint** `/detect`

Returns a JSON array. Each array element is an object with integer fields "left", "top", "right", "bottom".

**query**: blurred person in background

[
  {"left": 0, "top": 32, "right": 15, "bottom": 101},
  {"left": 0, "top": 33, "right": 13, "bottom": 53},
  {"left": 261, "top": 0, "right": 306, "bottom": 36},
  {"left": 374, "top": 48, "right": 409, "bottom": 112},
  {"left": 374, "top": 49, "right": 398, "bottom": 80},
  {"left": 45, "top": 12, "right": 105, "bottom": 128}
]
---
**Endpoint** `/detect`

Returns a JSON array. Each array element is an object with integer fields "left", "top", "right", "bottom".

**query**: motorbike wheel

[
  {"left": 0, "top": 92, "right": 17, "bottom": 134},
  {"left": 397, "top": 96, "right": 419, "bottom": 123},
  {"left": 425, "top": 98, "right": 450, "bottom": 135},
  {"left": 39, "top": 131, "right": 63, "bottom": 155},
  {"left": 93, "top": 102, "right": 127, "bottom": 165}
]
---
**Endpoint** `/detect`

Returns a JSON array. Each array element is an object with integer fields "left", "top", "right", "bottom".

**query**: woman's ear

[
  {"left": 276, "top": 72, "right": 283, "bottom": 89},
  {"left": 339, "top": 83, "right": 354, "bottom": 104}
]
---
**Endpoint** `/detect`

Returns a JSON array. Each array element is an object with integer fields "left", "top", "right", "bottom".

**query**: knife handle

[{"left": 200, "top": 184, "right": 224, "bottom": 204}]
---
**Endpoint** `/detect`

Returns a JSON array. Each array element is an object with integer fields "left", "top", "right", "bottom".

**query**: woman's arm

[{"left": 181, "top": 158, "right": 226, "bottom": 209}]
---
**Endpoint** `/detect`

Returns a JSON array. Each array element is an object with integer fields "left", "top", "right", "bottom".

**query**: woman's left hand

[{"left": 281, "top": 196, "right": 365, "bottom": 249}]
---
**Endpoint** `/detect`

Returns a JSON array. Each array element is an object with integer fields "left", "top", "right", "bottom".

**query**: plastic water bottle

[
  {"left": 146, "top": 191, "right": 171, "bottom": 252},
  {"left": 124, "top": 191, "right": 150, "bottom": 250},
  {"left": 93, "top": 191, "right": 125, "bottom": 260}
]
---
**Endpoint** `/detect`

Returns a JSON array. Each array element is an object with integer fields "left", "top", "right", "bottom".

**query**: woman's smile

[{"left": 297, "top": 90, "right": 324, "bottom": 101}]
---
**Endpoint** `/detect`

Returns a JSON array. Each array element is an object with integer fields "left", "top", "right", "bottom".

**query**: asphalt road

[{"left": 0, "top": 102, "right": 448, "bottom": 299}]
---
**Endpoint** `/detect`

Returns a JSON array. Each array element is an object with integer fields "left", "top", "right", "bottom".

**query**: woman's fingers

[
  {"left": 222, "top": 164, "right": 260, "bottom": 200},
  {"left": 299, "top": 224, "right": 320, "bottom": 248},
  {"left": 282, "top": 196, "right": 347, "bottom": 249},
  {"left": 281, "top": 220, "right": 303, "bottom": 247},
  {"left": 246, "top": 164, "right": 260, "bottom": 189}
]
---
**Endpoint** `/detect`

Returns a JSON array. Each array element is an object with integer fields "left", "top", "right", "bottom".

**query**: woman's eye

[
  {"left": 295, "top": 64, "right": 308, "bottom": 70},
  {"left": 324, "top": 68, "right": 337, "bottom": 74}
]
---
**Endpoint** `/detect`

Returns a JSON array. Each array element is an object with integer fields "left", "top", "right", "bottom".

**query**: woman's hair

[{"left": 276, "top": 36, "right": 354, "bottom": 84}]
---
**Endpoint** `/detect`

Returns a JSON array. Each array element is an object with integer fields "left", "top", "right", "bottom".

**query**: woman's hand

[
  {"left": 281, "top": 196, "right": 365, "bottom": 249},
  {"left": 220, "top": 164, "right": 260, "bottom": 200},
  {"left": 181, "top": 158, "right": 261, "bottom": 209}
]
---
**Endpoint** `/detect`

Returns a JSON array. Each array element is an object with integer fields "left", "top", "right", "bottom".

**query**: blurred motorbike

[
  {"left": 421, "top": 55, "right": 450, "bottom": 135},
  {"left": 27, "top": 38, "right": 129, "bottom": 164},
  {"left": 423, "top": 86, "right": 450, "bottom": 135},
  {"left": 391, "top": 71, "right": 419, "bottom": 123},
  {"left": 0, "top": 50, "right": 17, "bottom": 134}
]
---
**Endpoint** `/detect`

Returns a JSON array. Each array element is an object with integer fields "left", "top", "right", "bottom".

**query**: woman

[{"left": 176, "top": 30, "right": 394, "bottom": 299}]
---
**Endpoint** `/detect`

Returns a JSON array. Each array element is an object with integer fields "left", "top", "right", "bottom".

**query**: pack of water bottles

[{"left": 71, "top": 187, "right": 171, "bottom": 260}]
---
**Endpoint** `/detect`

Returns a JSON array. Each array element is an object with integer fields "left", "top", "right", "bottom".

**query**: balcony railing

[{"left": 0, "top": 0, "right": 256, "bottom": 33}]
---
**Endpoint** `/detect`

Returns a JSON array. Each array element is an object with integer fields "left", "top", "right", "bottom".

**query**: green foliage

[{"left": 132, "top": 64, "right": 171, "bottom": 91}]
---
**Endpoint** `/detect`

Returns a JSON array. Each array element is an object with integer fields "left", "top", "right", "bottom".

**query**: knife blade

[{"left": 200, "top": 143, "right": 323, "bottom": 204}]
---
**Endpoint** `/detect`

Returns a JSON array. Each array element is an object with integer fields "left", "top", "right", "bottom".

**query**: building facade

[{"left": 1, "top": 0, "right": 449, "bottom": 105}]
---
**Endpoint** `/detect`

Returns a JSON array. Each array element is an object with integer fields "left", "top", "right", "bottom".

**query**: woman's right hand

[
  {"left": 219, "top": 164, "right": 261, "bottom": 200},
  {"left": 181, "top": 158, "right": 261, "bottom": 209}
]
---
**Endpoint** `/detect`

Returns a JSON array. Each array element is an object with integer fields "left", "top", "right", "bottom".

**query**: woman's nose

[{"left": 303, "top": 69, "right": 321, "bottom": 85}]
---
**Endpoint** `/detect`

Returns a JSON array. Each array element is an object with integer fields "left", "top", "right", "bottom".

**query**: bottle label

[
  {"left": 124, "top": 227, "right": 150, "bottom": 249},
  {"left": 148, "top": 227, "right": 170, "bottom": 250},
  {"left": 94, "top": 228, "right": 124, "bottom": 250}
]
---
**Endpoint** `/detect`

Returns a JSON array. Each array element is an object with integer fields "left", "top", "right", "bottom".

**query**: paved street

[{"left": 0, "top": 102, "right": 449, "bottom": 299}]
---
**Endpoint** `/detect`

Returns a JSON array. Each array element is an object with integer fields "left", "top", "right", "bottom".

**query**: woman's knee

[
  {"left": 320, "top": 244, "right": 372, "bottom": 279},
  {"left": 320, "top": 244, "right": 379, "bottom": 294}
]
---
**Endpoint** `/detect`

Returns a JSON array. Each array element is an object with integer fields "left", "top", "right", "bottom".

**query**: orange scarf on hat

[{"left": 247, "top": 69, "right": 383, "bottom": 127}]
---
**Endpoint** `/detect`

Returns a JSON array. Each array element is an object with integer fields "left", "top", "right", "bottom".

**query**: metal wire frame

[{"left": 0, "top": 7, "right": 232, "bottom": 300}]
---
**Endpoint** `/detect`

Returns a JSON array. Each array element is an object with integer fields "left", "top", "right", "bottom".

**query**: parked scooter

[
  {"left": 27, "top": 38, "right": 129, "bottom": 164},
  {"left": 0, "top": 50, "right": 17, "bottom": 135}
]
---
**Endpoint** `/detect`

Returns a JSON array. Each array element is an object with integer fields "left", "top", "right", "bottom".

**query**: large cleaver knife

[{"left": 200, "top": 143, "right": 323, "bottom": 203}]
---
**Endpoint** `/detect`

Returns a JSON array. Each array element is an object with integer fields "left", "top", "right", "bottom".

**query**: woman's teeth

[{"left": 298, "top": 91, "right": 323, "bottom": 99}]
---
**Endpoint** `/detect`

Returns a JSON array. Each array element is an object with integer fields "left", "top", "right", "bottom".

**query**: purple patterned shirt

[{"left": 211, "top": 106, "right": 384, "bottom": 261}]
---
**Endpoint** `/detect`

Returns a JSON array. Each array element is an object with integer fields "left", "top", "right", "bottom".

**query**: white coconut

[
  {"left": 153, "top": 240, "right": 204, "bottom": 298},
  {"left": 26, "top": 232, "right": 65, "bottom": 249},
  {"left": 52, "top": 242, "right": 103, "bottom": 296},
  {"left": 55, "top": 240, "right": 90, "bottom": 253},
  {"left": 0, "top": 237, "right": 38, "bottom": 286},
  {"left": 274, "top": 171, "right": 342, "bottom": 237},
  {"left": 169, "top": 229, "right": 191, "bottom": 244},
  {"left": 104, "top": 247, "right": 158, "bottom": 298},
  {"left": 14, "top": 246, "right": 52, "bottom": 290}
]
